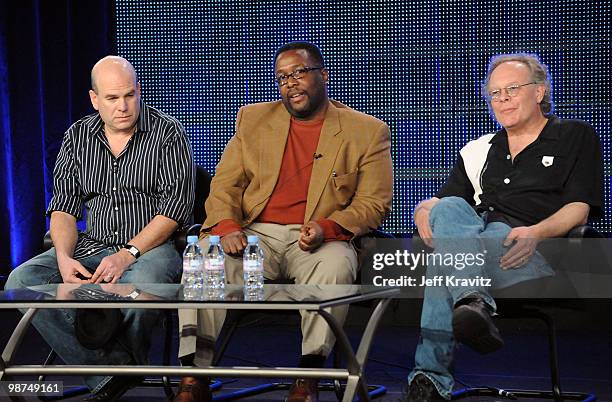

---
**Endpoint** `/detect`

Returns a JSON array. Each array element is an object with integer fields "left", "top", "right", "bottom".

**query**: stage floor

[{"left": 1, "top": 302, "right": 610, "bottom": 401}]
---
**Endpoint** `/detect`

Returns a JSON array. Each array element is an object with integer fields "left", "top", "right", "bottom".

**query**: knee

[
  {"left": 5, "top": 266, "right": 36, "bottom": 290},
  {"left": 127, "top": 246, "right": 181, "bottom": 283},
  {"left": 124, "top": 267, "right": 175, "bottom": 284},
  {"left": 5, "top": 269, "right": 23, "bottom": 290},
  {"left": 431, "top": 196, "right": 470, "bottom": 217},
  {"left": 310, "top": 255, "right": 356, "bottom": 285},
  {"left": 430, "top": 196, "right": 474, "bottom": 225},
  {"left": 4, "top": 250, "right": 62, "bottom": 290}
]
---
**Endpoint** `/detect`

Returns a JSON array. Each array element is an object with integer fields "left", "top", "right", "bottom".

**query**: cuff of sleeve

[
  {"left": 317, "top": 219, "right": 352, "bottom": 242},
  {"left": 155, "top": 205, "right": 189, "bottom": 227},
  {"left": 46, "top": 206, "right": 82, "bottom": 220},
  {"left": 210, "top": 219, "right": 242, "bottom": 237}
]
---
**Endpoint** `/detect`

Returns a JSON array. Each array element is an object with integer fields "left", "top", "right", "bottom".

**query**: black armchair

[{"left": 412, "top": 225, "right": 607, "bottom": 402}]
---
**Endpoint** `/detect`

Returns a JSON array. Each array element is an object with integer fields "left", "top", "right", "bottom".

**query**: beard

[{"left": 282, "top": 86, "right": 327, "bottom": 120}]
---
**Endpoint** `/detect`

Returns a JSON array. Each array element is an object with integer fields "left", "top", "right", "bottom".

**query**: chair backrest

[
  {"left": 193, "top": 165, "right": 212, "bottom": 225},
  {"left": 173, "top": 165, "right": 211, "bottom": 253}
]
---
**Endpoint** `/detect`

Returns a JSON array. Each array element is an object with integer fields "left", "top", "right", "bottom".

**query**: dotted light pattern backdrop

[{"left": 116, "top": 0, "right": 611, "bottom": 234}]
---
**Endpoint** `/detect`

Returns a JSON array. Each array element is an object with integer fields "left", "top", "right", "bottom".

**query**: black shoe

[
  {"left": 452, "top": 296, "right": 504, "bottom": 354},
  {"left": 401, "top": 374, "right": 446, "bottom": 401},
  {"left": 82, "top": 376, "right": 143, "bottom": 402}
]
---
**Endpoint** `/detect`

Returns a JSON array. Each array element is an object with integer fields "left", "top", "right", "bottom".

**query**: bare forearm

[
  {"left": 128, "top": 215, "right": 179, "bottom": 254},
  {"left": 50, "top": 211, "right": 78, "bottom": 259},
  {"left": 532, "top": 202, "right": 590, "bottom": 238}
]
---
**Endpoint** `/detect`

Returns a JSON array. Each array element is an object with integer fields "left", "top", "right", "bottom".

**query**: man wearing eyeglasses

[
  {"left": 403, "top": 53, "right": 603, "bottom": 400},
  {"left": 174, "top": 42, "right": 393, "bottom": 402}
]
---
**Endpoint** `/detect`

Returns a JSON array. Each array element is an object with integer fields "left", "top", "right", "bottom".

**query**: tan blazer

[{"left": 203, "top": 99, "right": 393, "bottom": 237}]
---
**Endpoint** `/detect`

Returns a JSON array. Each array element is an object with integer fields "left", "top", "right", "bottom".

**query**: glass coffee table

[{"left": 0, "top": 284, "right": 399, "bottom": 402}]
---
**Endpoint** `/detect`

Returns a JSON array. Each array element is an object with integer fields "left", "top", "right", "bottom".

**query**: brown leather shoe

[
  {"left": 173, "top": 377, "right": 212, "bottom": 402},
  {"left": 285, "top": 378, "right": 319, "bottom": 402}
]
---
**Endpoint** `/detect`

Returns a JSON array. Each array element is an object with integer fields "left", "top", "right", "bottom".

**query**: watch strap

[{"left": 122, "top": 244, "right": 141, "bottom": 259}]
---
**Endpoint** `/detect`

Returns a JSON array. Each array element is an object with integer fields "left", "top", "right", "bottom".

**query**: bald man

[{"left": 6, "top": 56, "right": 195, "bottom": 401}]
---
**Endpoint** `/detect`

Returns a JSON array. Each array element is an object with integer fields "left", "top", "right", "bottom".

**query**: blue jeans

[
  {"left": 407, "top": 197, "right": 554, "bottom": 399},
  {"left": 5, "top": 243, "right": 181, "bottom": 392}
]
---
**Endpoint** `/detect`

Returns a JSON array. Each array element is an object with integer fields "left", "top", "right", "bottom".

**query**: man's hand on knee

[
  {"left": 57, "top": 255, "right": 92, "bottom": 284},
  {"left": 299, "top": 221, "right": 324, "bottom": 252},
  {"left": 221, "top": 231, "right": 247, "bottom": 256},
  {"left": 500, "top": 226, "right": 540, "bottom": 269},
  {"left": 414, "top": 198, "right": 438, "bottom": 248},
  {"left": 415, "top": 209, "right": 433, "bottom": 247},
  {"left": 90, "top": 251, "right": 135, "bottom": 284}
]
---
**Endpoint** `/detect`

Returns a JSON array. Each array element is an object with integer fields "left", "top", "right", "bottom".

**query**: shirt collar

[
  {"left": 488, "top": 115, "right": 558, "bottom": 145},
  {"left": 85, "top": 101, "right": 149, "bottom": 135},
  {"left": 136, "top": 101, "right": 151, "bottom": 133}
]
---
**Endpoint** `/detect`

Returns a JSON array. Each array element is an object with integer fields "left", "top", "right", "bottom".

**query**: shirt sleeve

[
  {"left": 46, "top": 126, "right": 84, "bottom": 219},
  {"left": 317, "top": 219, "right": 352, "bottom": 242},
  {"left": 435, "top": 155, "right": 476, "bottom": 205},
  {"left": 561, "top": 124, "right": 604, "bottom": 219},
  {"left": 155, "top": 121, "right": 195, "bottom": 225},
  {"left": 208, "top": 219, "right": 243, "bottom": 237}
]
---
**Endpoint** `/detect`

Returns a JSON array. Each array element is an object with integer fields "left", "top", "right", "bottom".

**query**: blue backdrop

[
  {"left": 1, "top": 0, "right": 610, "bottom": 273},
  {"left": 115, "top": 0, "right": 611, "bottom": 234},
  {"left": 0, "top": 0, "right": 115, "bottom": 271}
]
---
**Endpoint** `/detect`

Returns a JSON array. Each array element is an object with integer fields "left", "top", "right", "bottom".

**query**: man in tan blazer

[{"left": 174, "top": 42, "right": 393, "bottom": 402}]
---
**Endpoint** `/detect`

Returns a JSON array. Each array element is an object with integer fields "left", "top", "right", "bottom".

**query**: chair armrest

[
  {"left": 353, "top": 229, "right": 394, "bottom": 255},
  {"left": 567, "top": 225, "right": 604, "bottom": 239},
  {"left": 173, "top": 224, "right": 203, "bottom": 253},
  {"left": 43, "top": 231, "right": 53, "bottom": 251},
  {"left": 354, "top": 229, "right": 394, "bottom": 271}
]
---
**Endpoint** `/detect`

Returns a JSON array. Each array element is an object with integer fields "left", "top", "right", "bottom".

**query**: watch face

[
  {"left": 128, "top": 290, "right": 140, "bottom": 299},
  {"left": 124, "top": 245, "right": 140, "bottom": 258}
]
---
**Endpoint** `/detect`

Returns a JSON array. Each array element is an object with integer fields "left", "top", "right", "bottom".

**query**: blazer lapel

[
  {"left": 259, "top": 106, "right": 290, "bottom": 198},
  {"left": 304, "top": 103, "right": 343, "bottom": 222}
]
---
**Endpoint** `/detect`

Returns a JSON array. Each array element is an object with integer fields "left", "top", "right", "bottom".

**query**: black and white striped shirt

[{"left": 47, "top": 103, "right": 195, "bottom": 259}]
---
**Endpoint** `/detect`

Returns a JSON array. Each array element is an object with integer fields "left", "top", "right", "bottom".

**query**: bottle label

[
  {"left": 183, "top": 260, "right": 201, "bottom": 272},
  {"left": 244, "top": 260, "right": 261, "bottom": 272},
  {"left": 207, "top": 259, "right": 224, "bottom": 271}
]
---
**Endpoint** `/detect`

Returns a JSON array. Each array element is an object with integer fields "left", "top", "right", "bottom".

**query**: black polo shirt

[{"left": 436, "top": 116, "right": 604, "bottom": 227}]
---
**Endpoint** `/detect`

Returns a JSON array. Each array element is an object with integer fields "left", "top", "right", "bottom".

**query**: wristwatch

[
  {"left": 126, "top": 288, "right": 142, "bottom": 300},
  {"left": 122, "top": 244, "right": 141, "bottom": 259}
]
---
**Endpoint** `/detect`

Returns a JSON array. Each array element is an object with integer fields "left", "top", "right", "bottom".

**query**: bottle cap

[
  {"left": 209, "top": 235, "right": 220, "bottom": 244},
  {"left": 247, "top": 235, "right": 259, "bottom": 244},
  {"left": 187, "top": 235, "right": 199, "bottom": 244}
]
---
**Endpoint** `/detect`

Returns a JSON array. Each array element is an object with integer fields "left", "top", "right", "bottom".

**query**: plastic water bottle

[
  {"left": 204, "top": 235, "right": 225, "bottom": 290},
  {"left": 243, "top": 235, "right": 264, "bottom": 295},
  {"left": 182, "top": 235, "right": 204, "bottom": 299}
]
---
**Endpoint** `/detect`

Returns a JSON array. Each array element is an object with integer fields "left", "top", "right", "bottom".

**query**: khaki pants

[{"left": 178, "top": 222, "right": 358, "bottom": 366}]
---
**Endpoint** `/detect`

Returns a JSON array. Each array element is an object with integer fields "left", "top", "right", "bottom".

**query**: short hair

[
  {"left": 482, "top": 53, "right": 553, "bottom": 115},
  {"left": 274, "top": 42, "right": 324, "bottom": 67}
]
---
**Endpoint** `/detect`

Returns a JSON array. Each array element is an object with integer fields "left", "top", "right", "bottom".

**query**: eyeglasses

[
  {"left": 486, "top": 82, "right": 537, "bottom": 101},
  {"left": 275, "top": 66, "right": 323, "bottom": 86}
]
